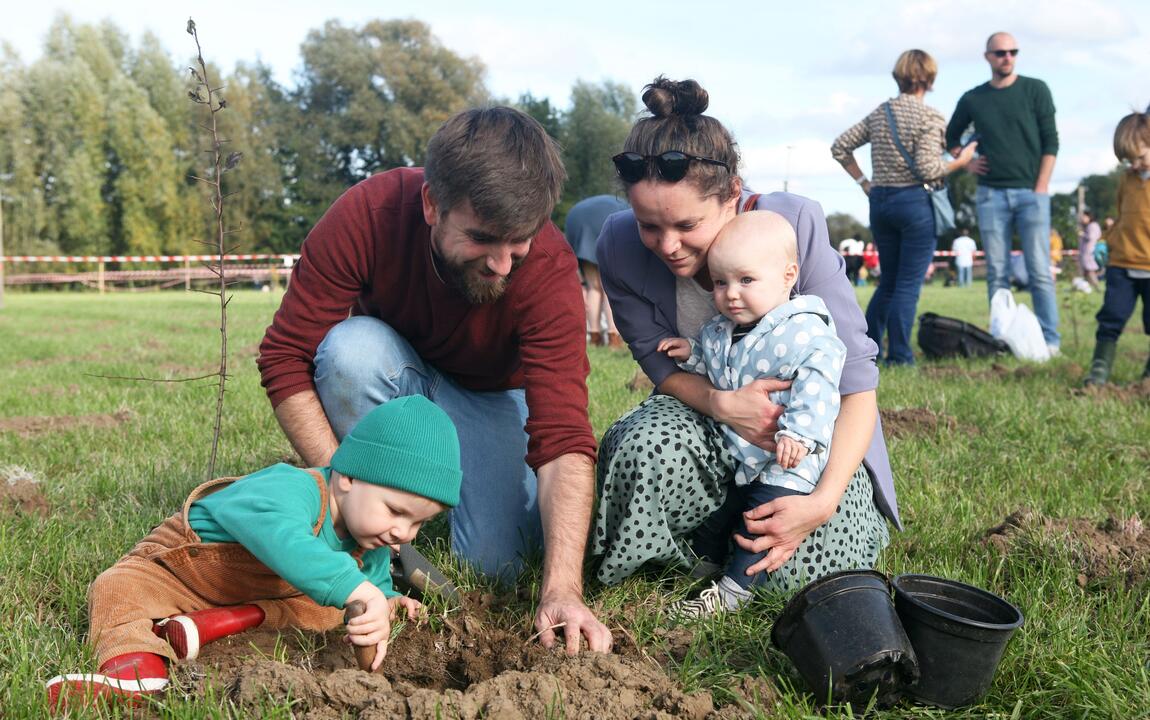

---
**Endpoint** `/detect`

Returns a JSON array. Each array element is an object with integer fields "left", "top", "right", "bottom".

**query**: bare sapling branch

[{"left": 187, "top": 17, "right": 242, "bottom": 479}]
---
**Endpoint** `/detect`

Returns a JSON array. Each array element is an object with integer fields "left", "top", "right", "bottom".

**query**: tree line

[{"left": 0, "top": 15, "right": 633, "bottom": 256}]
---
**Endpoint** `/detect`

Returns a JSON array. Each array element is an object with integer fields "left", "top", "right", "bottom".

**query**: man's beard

[{"left": 444, "top": 259, "right": 517, "bottom": 304}]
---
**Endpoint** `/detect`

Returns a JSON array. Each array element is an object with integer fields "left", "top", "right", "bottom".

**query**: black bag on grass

[{"left": 917, "top": 313, "right": 1008, "bottom": 359}]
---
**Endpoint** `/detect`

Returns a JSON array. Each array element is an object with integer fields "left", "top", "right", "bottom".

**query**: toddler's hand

[
  {"left": 775, "top": 435, "right": 808, "bottom": 469},
  {"left": 389, "top": 595, "right": 424, "bottom": 622},
  {"left": 657, "top": 337, "right": 691, "bottom": 361},
  {"left": 345, "top": 581, "right": 392, "bottom": 670}
]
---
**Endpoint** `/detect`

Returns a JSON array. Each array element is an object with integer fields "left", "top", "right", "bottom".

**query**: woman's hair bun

[{"left": 641, "top": 76, "right": 709, "bottom": 118}]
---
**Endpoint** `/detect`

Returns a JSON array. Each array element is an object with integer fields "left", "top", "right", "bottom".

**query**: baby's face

[{"left": 708, "top": 234, "right": 796, "bottom": 325}]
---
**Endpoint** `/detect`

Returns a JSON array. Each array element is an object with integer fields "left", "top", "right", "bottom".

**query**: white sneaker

[
  {"left": 1047, "top": 344, "right": 1061, "bottom": 358},
  {"left": 669, "top": 582, "right": 725, "bottom": 619}
]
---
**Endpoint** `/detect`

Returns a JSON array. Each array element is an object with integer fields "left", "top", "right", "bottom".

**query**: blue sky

[{"left": 4, "top": 0, "right": 1147, "bottom": 224}]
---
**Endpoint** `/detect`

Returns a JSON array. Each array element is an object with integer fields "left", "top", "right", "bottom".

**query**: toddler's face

[
  {"left": 337, "top": 478, "right": 446, "bottom": 550},
  {"left": 708, "top": 234, "right": 796, "bottom": 325},
  {"left": 1126, "top": 144, "right": 1150, "bottom": 173}
]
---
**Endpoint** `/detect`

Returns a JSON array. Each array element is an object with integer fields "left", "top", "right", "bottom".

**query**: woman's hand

[
  {"left": 733, "top": 492, "right": 838, "bottom": 574},
  {"left": 710, "top": 378, "right": 788, "bottom": 450}
]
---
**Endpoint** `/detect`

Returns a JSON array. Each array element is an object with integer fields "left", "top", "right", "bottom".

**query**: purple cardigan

[{"left": 596, "top": 190, "right": 901, "bottom": 529}]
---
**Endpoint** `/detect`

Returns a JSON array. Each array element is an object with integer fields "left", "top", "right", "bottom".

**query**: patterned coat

[{"left": 679, "top": 296, "right": 846, "bottom": 492}]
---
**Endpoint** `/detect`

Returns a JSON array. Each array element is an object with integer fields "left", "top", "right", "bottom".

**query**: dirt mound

[
  {"left": 0, "top": 466, "right": 49, "bottom": 517},
  {"left": 174, "top": 603, "right": 753, "bottom": 719},
  {"left": 986, "top": 509, "right": 1149, "bottom": 590},
  {"left": 1071, "top": 377, "right": 1150, "bottom": 402},
  {"left": 881, "top": 407, "right": 973, "bottom": 440},
  {"left": 0, "top": 409, "right": 134, "bottom": 438}
]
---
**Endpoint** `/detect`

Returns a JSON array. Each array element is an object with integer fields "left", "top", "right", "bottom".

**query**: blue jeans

[
  {"left": 957, "top": 265, "right": 972, "bottom": 287},
  {"left": 313, "top": 316, "right": 542, "bottom": 582},
  {"left": 728, "top": 483, "right": 806, "bottom": 589},
  {"left": 976, "top": 186, "right": 1060, "bottom": 346},
  {"left": 866, "top": 185, "right": 937, "bottom": 365},
  {"left": 1096, "top": 267, "right": 1150, "bottom": 342}
]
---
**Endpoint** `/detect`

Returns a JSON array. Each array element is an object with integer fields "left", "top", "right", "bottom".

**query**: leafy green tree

[
  {"left": 516, "top": 92, "right": 562, "bottom": 139},
  {"left": 295, "top": 19, "right": 488, "bottom": 187},
  {"left": 557, "top": 80, "right": 635, "bottom": 220},
  {"left": 825, "top": 212, "right": 871, "bottom": 245}
]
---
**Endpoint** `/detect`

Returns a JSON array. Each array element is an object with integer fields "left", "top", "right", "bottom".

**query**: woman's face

[{"left": 627, "top": 180, "right": 741, "bottom": 285}]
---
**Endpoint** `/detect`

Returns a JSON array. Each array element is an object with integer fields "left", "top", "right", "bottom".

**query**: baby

[{"left": 658, "top": 210, "right": 847, "bottom": 617}]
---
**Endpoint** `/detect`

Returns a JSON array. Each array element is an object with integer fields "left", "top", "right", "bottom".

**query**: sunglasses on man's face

[
  {"left": 611, "top": 151, "right": 730, "bottom": 184},
  {"left": 990, "top": 49, "right": 1019, "bottom": 58}
]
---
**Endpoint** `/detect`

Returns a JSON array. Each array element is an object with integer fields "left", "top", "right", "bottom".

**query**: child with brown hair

[
  {"left": 1084, "top": 104, "right": 1150, "bottom": 385},
  {"left": 45, "top": 395, "right": 462, "bottom": 710}
]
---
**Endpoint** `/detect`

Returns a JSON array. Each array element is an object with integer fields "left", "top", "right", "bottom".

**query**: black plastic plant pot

[
  {"left": 892, "top": 574, "right": 1024, "bottom": 709},
  {"left": 771, "top": 569, "right": 919, "bottom": 707}
]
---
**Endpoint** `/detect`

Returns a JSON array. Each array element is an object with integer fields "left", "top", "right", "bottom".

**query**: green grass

[{"left": 1, "top": 283, "right": 1148, "bottom": 718}]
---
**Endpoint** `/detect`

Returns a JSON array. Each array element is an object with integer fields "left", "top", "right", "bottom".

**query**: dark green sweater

[{"left": 945, "top": 76, "right": 1058, "bottom": 189}]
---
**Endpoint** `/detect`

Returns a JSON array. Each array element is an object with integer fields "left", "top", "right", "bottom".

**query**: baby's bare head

[{"left": 709, "top": 210, "right": 798, "bottom": 273}]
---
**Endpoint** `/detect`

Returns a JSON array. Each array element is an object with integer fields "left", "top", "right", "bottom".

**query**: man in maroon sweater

[{"left": 258, "top": 107, "right": 611, "bottom": 653}]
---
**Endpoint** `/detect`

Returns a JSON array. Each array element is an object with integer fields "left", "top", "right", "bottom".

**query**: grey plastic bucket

[
  {"left": 771, "top": 569, "right": 919, "bottom": 706},
  {"left": 892, "top": 574, "right": 1023, "bottom": 708}
]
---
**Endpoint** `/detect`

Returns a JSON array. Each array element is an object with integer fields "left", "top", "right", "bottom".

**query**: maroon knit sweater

[{"left": 258, "top": 168, "right": 596, "bottom": 469}]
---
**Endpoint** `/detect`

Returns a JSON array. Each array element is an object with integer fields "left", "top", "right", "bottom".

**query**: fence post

[
  {"left": 97, "top": 260, "right": 105, "bottom": 294},
  {"left": 184, "top": 256, "right": 191, "bottom": 291}
]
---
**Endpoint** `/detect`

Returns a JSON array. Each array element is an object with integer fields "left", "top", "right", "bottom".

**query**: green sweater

[
  {"left": 186, "top": 463, "right": 396, "bottom": 608},
  {"left": 945, "top": 76, "right": 1058, "bottom": 189}
]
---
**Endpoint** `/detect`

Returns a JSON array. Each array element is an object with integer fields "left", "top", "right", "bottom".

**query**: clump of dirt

[
  {"left": 0, "top": 466, "right": 50, "bottom": 517},
  {"left": 1072, "top": 377, "right": 1150, "bottom": 402},
  {"left": 881, "top": 407, "right": 975, "bottom": 440},
  {"left": 176, "top": 604, "right": 731, "bottom": 719},
  {"left": 0, "top": 409, "right": 134, "bottom": 438},
  {"left": 986, "top": 508, "right": 1150, "bottom": 590}
]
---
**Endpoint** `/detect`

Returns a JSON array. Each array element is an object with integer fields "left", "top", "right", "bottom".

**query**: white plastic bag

[{"left": 989, "top": 288, "right": 1050, "bottom": 362}]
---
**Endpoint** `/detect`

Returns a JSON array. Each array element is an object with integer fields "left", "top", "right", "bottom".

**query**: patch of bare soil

[
  {"left": 1071, "top": 377, "right": 1150, "bottom": 402},
  {"left": 0, "top": 467, "right": 49, "bottom": 517},
  {"left": 881, "top": 407, "right": 975, "bottom": 440},
  {"left": 172, "top": 597, "right": 771, "bottom": 719},
  {"left": 921, "top": 361, "right": 1086, "bottom": 384},
  {"left": 0, "top": 409, "right": 133, "bottom": 438},
  {"left": 986, "top": 509, "right": 1150, "bottom": 590}
]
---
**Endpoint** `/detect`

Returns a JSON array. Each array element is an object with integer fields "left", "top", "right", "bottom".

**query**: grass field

[{"left": 1, "top": 282, "right": 1148, "bottom": 718}]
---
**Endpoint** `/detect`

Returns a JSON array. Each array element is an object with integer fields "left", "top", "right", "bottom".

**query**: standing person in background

[
  {"left": 1078, "top": 209, "right": 1102, "bottom": 290},
  {"left": 833, "top": 49, "right": 978, "bottom": 365},
  {"left": 952, "top": 230, "right": 977, "bottom": 287},
  {"left": 565, "top": 195, "right": 630, "bottom": 349},
  {"left": 1083, "top": 107, "right": 1150, "bottom": 386},
  {"left": 946, "top": 31, "right": 1061, "bottom": 354}
]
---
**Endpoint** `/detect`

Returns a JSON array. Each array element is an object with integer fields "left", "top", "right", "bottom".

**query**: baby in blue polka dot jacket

[{"left": 657, "top": 210, "right": 847, "bottom": 617}]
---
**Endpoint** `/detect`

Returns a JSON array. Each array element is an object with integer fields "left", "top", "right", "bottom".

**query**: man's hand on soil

[{"left": 534, "top": 592, "right": 613, "bottom": 655}]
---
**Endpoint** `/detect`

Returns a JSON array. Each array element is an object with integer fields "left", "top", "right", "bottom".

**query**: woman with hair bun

[{"left": 591, "top": 77, "right": 900, "bottom": 612}]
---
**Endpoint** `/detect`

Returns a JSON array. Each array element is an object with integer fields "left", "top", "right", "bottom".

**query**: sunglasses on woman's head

[{"left": 612, "top": 151, "right": 730, "bottom": 183}]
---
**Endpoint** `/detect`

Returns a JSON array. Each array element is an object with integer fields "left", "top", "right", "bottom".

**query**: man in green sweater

[
  {"left": 46, "top": 396, "right": 460, "bottom": 710},
  {"left": 946, "top": 31, "right": 1061, "bottom": 353}
]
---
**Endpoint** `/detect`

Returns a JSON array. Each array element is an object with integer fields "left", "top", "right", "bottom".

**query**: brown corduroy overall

[{"left": 88, "top": 470, "right": 345, "bottom": 665}]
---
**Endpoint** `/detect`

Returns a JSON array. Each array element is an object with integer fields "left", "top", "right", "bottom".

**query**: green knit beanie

[{"left": 330, "top": 396, "right": 462, "bottom": 507}]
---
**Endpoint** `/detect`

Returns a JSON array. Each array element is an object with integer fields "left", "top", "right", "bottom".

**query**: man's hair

[
  {"left": 892, "top": 50, "right": 937, "bottom": 94},
  {"left": 1113, "top": 109, "right": 1150, "bottom": 162},
  {"left": 424, "top": 107, "right": 566, "bottom": 238}
]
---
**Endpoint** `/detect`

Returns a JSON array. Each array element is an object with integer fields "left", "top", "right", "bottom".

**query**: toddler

[
  {"left": 1084, "top": 105, "right": 1150, "bottom": 385},
  {"left": 46, "top": 395, "right": 461, "bottom": 710}
]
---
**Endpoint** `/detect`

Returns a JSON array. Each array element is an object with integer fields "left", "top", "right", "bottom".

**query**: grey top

[
  {"left": 596, "top": 190, "right": 901, "bottom": 528},
  {"left": 564, "top": 194, "right": 630, "bottom": 264}
]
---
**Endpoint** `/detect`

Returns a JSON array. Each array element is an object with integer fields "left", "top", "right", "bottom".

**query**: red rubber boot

[
  {"left": 154, "top": 604, "right": 266, "bottom": 660},
  {"left": 45, "top": 652, "right": 169, "bottom": 711}
]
